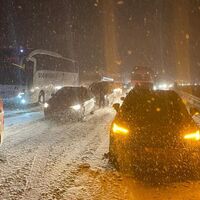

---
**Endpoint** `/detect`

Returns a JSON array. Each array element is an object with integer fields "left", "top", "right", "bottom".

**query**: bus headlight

[
  {"left": 20, "top": 99, "right": 26, "bottom": 104},
  {"left": 17, "top": 92, "right": 25, "bottom": 99},
  {"left": 71, "top": 104, "right": 81, "bottom": 111}
]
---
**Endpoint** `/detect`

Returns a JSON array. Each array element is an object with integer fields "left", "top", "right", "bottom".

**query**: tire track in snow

[{"left": 23, "top": 109, "right": 114, "bottom": 199}]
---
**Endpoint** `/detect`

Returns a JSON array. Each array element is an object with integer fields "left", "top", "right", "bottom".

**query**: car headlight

[
  {"left": 112, "top": 123, "right": 129, "bottom": 135},
  {"left": 44, "top": 103, "right": 49, "bottom": 108},
  {"left": 184, "top": 130, "right": 200, "bottom": 141},
  {"left": 71, "top": 104, "right": 81, "bottom": 111}
]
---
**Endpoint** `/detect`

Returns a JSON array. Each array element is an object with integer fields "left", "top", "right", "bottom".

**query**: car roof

[
  {"left": 127, "top": 89, "right": 180, "bottom": 98},
  {"left": 55, "top": 86, "right": 87, "bottom": 96},
  {"left": 58, "top": 86, "right": 87, "bottom": 92},
  {"left": 61, "top": 86, "right": 87, "bottom": 90}
]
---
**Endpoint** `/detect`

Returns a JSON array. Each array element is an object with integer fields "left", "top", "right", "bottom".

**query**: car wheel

[
  {"left": 109, "top": 137, "right": 119, "bottom": 169},
  {"left": 192, "top": 152, "right": 200, "bottom": 179},
  {"left": 109, "top": 150, "right": 119, "bottom": 169},
  {"left": 109, "top": 136, "right": 132, "bottom": 172}
]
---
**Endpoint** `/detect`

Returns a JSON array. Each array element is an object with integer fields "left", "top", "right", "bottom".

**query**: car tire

[
  {"left": 109, "top": 137, "right": 119, "bottom": 169},
  {"left": 109, "top": 136, "right": 133, "bottom": 172},
  {"left": 109, "top": 150, "right": 119, "bottom": 170},
  {"left": 192, "top": 151, "right": 200, "bottom": 179}
]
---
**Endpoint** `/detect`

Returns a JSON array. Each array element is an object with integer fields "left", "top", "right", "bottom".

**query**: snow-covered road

[{"left": 1, "top": 108, "right": 200, "bottom": 199}]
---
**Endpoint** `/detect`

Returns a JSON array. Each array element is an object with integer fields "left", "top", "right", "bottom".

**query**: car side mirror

[
  {"left": 113, "top": 103, "right": 120, "bottom": 112},
  {"left": 120, "top": 97, "right": 125, "bottom": 101},
  {"left": 190, "top": 107, "right": 200, "bottom": 116}
]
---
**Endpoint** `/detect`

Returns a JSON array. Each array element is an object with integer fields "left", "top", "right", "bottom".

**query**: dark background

[{"left": 0, "top": 0, "right": 200, "bottom": 82}]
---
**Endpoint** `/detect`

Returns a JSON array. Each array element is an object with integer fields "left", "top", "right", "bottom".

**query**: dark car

[
  {"left": 44, "top": 86, "right": 95, "bottom": 121},
  {"left": 109, "top": 89, "right": 200, "bottom": 174}
]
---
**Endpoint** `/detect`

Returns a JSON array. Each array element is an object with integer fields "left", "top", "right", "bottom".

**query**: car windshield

[
  {"left": 54, "top": 87, "right": 85, "bottom": 103},
  {"left": 1, "top": 1, "right": 200, "bottom": 199},
  {"left": 120, "top": 90, "right": 191, "bottom": 126}
]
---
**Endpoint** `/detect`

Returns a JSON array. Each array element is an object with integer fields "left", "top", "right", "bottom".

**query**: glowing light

[
  {"left": 113, "top": 88, "right": 122, "bottom": 93},
  {"left": 158, "top": 83, "right": 168, "bottom": 90},
  {"left": 112, "top": 123, "right": 129, "bottom": 135},
  {"left": 71, "top": 104, "right": 81, "bottom": 111},
  {"left": 156, "top": 107, "right": 161, "bottom": 112},
  {"left": 153, "top": 86, "right": 157, "bottom": 90},
  {"left": 184, "top": 130, "right": 200, "bottom": 141},
  {"left": 21, "top": 99, "right": 26, "bottom": 104},
  {"left": 55, "top": 86, "right": 62, "bottom": 90},
  {"left": 17, "top": 92, "right": 25, "bottom": 99},
  {"left": 44, "top": 103, "right": 49, "bottom": 108}
]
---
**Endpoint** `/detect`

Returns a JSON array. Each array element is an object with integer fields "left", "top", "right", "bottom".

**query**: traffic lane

[
  {"left": 0, "top": 108, "right": 113, "bottom": 199},
  {"left": 4, "top": 105, "right": 42, "bottom": 118},
  {"left": 63, "top": 167, "right": 200, "bottom": 200},
  {"left": 2, "top": 107, "right": 200, "bottom": 199},
  {"left": 36, "top": 112, "right": 200, "bottom": 199},
  {"left": 4, "top": 111, "right": 44, "bottom": 127}
]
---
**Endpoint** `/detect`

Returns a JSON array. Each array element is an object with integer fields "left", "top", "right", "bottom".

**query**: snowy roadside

[
  {"left": 4, "top": 105, "right": 42, "bottom": 119},
  {"left": 1, "top": 108, "right": 200, "bottom": 200},
  {"left": 0, "top": 108, "right": 114, "bottom": 199}
]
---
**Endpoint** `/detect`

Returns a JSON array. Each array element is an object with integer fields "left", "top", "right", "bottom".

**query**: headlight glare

[
  {"left": 71, "top": 104, "right": 81, "bottom": 111},
  {"left": 21, "top": 99, "right": 26, "bottom": 104},
  {"left": 44, "top": 103, "right": 49, "bottom": 108},
  {"left": 112, "top": 123, "right": 129, "bottom": 135},
  {"left": 17, "top": 92, "right": 25, "bottom": 99},
  {"left": 184, "top": 130, "right": 200, "bottom": 141}
]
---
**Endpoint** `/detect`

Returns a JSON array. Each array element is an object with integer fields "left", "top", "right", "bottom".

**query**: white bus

[{"left": 0, "top": 48, "right": 79, "bottom": 106}]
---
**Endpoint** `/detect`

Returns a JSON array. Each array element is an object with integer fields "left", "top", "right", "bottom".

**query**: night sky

[{"left": 0, "top": 0, "right": 200, "bottom": 82}]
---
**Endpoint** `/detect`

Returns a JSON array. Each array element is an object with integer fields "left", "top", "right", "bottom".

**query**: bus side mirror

[{"left": 113, "top": 103, "right": 120, "bottom": 112}]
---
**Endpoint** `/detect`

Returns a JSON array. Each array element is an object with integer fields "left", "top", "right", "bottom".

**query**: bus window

[{"left": 35, "top": 54, "right": 77, "bottom": 73}]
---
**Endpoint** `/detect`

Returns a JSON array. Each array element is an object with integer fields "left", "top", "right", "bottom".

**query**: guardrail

[{"left": 177, "top": 90, "right": 200, "bottom": 109}]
